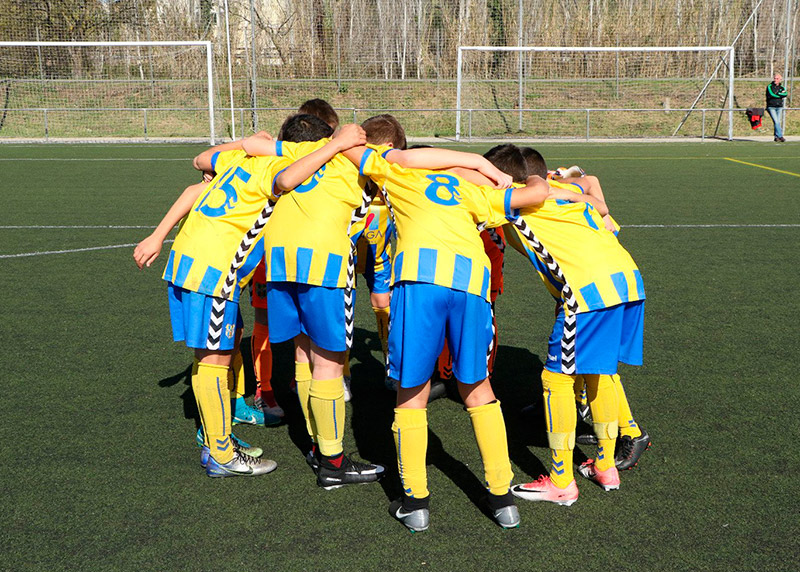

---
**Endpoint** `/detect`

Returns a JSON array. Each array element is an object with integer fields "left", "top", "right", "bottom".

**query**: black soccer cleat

[
  {"left": 316, "top": 454, "right": 385, "bottom": 490},
  {"left": 615, "top": 429, "right": 651, "bottom": 470}
]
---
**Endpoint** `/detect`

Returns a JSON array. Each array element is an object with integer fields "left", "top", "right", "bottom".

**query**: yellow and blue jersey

[
  {"left": 163, "top": 149, "right": 290, "bottom": 302},
  {"left": 262, "top": 138, "right": 367, "bottom": 288},
  {"left": 351, "top": 197, "right": 394, "bottom": 276},
  {"left": 505, "top": 180, "right": 644, "bottom": 313},
  {"left": 359, "top": 146, "right": 512, "bottom": 301}
]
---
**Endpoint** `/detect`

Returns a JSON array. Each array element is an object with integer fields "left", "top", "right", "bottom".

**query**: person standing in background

[{"left": 766, "top": 73, "right": 788, "bottom": 142}]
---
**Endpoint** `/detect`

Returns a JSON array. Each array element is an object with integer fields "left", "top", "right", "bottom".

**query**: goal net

[
  {"left": 456, "top": 46, "right": 735, "bottom": 140},
  {"left": 0, "top": 41, "right": 219, "bottom": 142}
]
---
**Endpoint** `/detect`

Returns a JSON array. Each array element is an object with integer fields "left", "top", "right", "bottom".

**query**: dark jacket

[{"left": 766, "top": 82, "right": 788, "bottom": 108}]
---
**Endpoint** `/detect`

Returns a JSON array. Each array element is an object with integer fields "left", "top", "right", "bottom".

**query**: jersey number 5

[{"left": 195, "top": 166, "right": 251, "bottom": 218}]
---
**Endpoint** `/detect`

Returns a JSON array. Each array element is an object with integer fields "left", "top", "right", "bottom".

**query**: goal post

[
  {"left": 456, "top": 46, "right": 736, "bottom": 141},
  {"left": 0, "top": 41, "right": 218, "bottom": 143}
]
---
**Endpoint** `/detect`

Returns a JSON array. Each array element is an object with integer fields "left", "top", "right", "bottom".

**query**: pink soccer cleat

[
  {"left": 511, "top": 475, "right": 579, "bottom": 506},
  {"left": 578, "top": 459, "right": 620, "bottom": 491}
]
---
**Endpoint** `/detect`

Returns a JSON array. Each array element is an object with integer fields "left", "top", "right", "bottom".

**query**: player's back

[
  {"left": 359, "top": 146, "right": 510, "bottom": 301},
  {"left": 263, "top": 139, "right": 366, "bottom": 288},
  {"left": 164, "top": 149, "right": 288, "bottom": 301},
  {"left": 508, "top": 180, "right": 644, "bottom": 313}
]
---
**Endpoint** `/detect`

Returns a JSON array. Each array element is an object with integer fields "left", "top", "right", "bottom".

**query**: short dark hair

[
  {"left": 519, "top": 147, "right": 548, "bottom": 179},
  {"left": 297, "top": 98, "right": 340, "bottom": 129},
  {"left": 361, "top": 114, "right": 407, "bottom": 150},
  {"left": 483, "top": 144, "right": 527, "bottom": 183},
  {"left": 278, "top": 113, "right": 334, "bottom": 142}
]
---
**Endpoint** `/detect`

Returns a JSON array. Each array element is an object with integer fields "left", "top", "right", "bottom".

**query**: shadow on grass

[{"left": 154, "top": 330, "right": 580, "bottom": 494}]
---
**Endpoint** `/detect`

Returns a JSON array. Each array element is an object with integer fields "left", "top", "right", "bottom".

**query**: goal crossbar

[
  {"left": 0, "top": 40, "right": 217, "bottom": 143},
  {"left": 456, "top": 45, "right": 735, "bottom": 141}
]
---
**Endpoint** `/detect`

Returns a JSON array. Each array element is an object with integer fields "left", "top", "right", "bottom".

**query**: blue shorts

[
  {"left": 266, "top": 282, "right": 347, "bottom": 352},
  {"left": 387, "top": 282, "right": 493, "bottom": 387},
  {"left": 545, "top": 300, "right": 644, "bottom": 375},
  {"left": 167, "top": 284, "right": 243, "bottom": 351}
]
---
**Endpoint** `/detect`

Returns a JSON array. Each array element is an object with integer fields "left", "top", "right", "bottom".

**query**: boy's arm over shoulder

[
  {"left": 275, "top": 124, "right": 366, "bottom": 193},
  {"left": 383, "top": 148, "right": 513, "bottom": 189},
  {"left": 557, "top": 174, "right": 615, "bottom": 230},
  {"left": 133, "top": 182, "right": 206, "bottom": 269},
  {"left": 508, "top": 175, "right": 550, "bottom": 209},
  {"left": 547, "top": 182, "right": 609, "bottom": 216},
  {"left": 194, "top": 131, "right": 276, "bottom": 173}
]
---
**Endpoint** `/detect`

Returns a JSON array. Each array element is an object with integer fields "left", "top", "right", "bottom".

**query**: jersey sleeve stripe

[
  {"left": 503, "top": 188, "right": 514, "bottom": 218},
  {"left": 276, "top": 141, "right": 283, "bottom": 156},
  {"left": 359, "top": 148, "right": 375, "bottom": 176},
  {"left": 210, "top": 151, "right": 220, "bottom": 171},
  {"left": 272, "top": 167, "right": 287, "bottom": 196}
]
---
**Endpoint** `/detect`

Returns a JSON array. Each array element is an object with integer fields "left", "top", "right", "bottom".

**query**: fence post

[
  {"left": 468, "top": 109, "right": 473, "bottom": 141},
  {"left": 702, "top": 109, "right": 706, "bottom": 141},
  {"left": 143, "top": 108, "right": 148, "bottom": 140},
  {"left": 44, "top": 108, "right": 48, "bottom": 140},
  {"left": 586, "top": 109, "right": 590, "bottom": 141}
]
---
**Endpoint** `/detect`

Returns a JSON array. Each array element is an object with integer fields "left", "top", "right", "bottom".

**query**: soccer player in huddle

[
  {"left": 242, "top": 114, "right": 386, "bottom": 490},
  {"left": 133, "top": 117, "right": 367, "bottom": 477},
  {"left": 331, "top": 116, "right": 554, "bottom": 532},
  {"left": 247, "top": 99, "right": 343, "bottom": 420},
  {"left": 524, "top": 149, "right": 651, "bottom": 469},
  {"left": 484, "top": 145, "right": 648, "bottom": 504}
]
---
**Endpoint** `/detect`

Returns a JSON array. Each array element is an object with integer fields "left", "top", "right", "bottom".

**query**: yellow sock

[
  {"left": 392, "top": 408, "right": 429, "bottom": 499},
  {"left": 467, "top": 400, "right": 513, "bottom": 496},
  {"left": 585, "top": 374, "right": 619, "bottom": 471},
  {"left": 295, "top": 361, "right": 315, "bottom": 441},
  {"left": 190, "top": 359, "right": 206, "bottom": 446},
  {"left": 541, "top": 369, "right": 577, "bottom": 488},
  {"left": 614, "top": 374, "right": 642, "bottom": 438},
  {"left": 309, "top": 376, "right": 345, "bottom": 456},
  {"left": 573, "top": 375, "right": 588, "bottom": 409},
  {"left": 193, "top": 362, "right": 233, "bottom": 463},
  {"left": 226, "top": 351, "right": 246, "bottom": 398},
  {"left": 373, "top": 306, "right": 390, "bottom": 357}
]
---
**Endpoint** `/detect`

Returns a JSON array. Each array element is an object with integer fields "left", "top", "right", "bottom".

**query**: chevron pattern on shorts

[
  {"left": 510, "top": 216, "right": 578, "bottom": 375},
  {"left": 343, "top": 188, "right": 374, "bottom": 349},
  {"left": 206, "top": 199, "right": 277, "bottom": 350}
]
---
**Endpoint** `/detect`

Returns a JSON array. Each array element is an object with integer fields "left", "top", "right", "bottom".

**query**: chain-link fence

[{"left": 0, "top": 0, "right": 797, "bottom": 140}]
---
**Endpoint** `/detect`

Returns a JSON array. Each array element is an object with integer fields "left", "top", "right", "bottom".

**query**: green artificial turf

[{"left": 0, "top": 142, "right": 798, "bottom": 572}]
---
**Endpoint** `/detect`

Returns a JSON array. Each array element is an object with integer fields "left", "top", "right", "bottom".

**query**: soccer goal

[
  {"left": 455, "top": 46, "right": 735, "bottom": 141},
  {"left": 0, "top": 41, "right": 219, "bottom": 143}
]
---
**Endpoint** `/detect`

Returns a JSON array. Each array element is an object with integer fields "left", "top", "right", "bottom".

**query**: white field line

[
  {"left": 0, "top": 240, "right": 173, "bottom": 259},
  {"left": 624, "top": 224, "right": 800, "bottom": 228},
  {"left": 1, "top": 223, "right": 797, "bottom": 260},
  {"left": 0, "top": 225, "right": 157, "bottom": 229},
  {"left": 0, "top": 157, "right": 193, "bottom": 161}
]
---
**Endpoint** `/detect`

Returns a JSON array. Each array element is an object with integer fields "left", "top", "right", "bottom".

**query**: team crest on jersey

[{"left": 225, "top": 324, "right": 235, "bottom": 339}]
